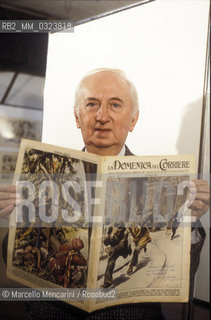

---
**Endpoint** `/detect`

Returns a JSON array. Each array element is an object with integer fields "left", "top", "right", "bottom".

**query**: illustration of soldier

[
  {"left": 166, "top": 211, "right": 180, "bottom": 240},
  {"left": 101, "top": 224, "right": 132, "bottom": 288},
  {"left": 49, "top": 237, "right": 87, "bottom": 288},
  {"left": 12, "top": 227, "right": 65, "bottom": 272},
  {"left": 127, "top": 225, "right": 151, "bottom": 275},
  {"left": 13, "top": 227, "right": 87, "bottom": 288}
]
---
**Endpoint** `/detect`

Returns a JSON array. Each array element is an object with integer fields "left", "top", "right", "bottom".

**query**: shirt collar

[{"left": 118, "top": 145, "right": 126, "bottom": 156}]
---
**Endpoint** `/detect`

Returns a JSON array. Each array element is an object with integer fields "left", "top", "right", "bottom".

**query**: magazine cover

[
  {"left": 7, "top": 139, "right": 195, "bottom": 312},
  {"left": 90, "top": 154, "right": 195, "bottom": 310}
]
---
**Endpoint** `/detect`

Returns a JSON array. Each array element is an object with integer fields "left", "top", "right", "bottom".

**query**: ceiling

[
  {"left": 0, "top": 0, "right": 155, "bottom": 110},
  {"left": 0, "top": 0, "right": 154, "bottom": 25},
  {"left": 0, "top": 0, "right": 155, "bottom": 76}
]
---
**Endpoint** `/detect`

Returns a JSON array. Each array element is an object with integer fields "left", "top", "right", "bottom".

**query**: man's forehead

[
  {"left": 83, "top": 71, "right": 127, "bottom": 85},
  {"left": 81, "top": 71, "right": 130, "bottom": 98}
]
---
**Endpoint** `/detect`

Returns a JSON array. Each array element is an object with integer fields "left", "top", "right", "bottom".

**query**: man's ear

[
  {"left": 74, "top": 110, "right": 81, "bottom": 129},
  {"left": 129, "top": 111, "right": 139, "bottom": 132}
]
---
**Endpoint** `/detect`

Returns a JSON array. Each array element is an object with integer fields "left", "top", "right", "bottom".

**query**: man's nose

[{"left": 95, "top": 104, "right": 110, "bottom": 123}]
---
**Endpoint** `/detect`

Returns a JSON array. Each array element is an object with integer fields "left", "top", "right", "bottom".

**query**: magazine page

[
  {"left": 7, "top": 139, "right": 101, "bottom": 312},
  {"left": 90, "top": 154, "right": 195, "bottom": 310}
]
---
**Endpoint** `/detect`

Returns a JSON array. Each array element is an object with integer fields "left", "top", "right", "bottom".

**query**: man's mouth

[
  {"left": 95, "top": 128, "right": 111, "bottom": 132},
  {"left": 95, "top": 128, "right": 111, "bottom": 135}
]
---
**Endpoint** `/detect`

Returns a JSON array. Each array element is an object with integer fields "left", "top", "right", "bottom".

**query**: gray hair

[{"left": 74, "top": 68, "right": 139, "bottom": 117}]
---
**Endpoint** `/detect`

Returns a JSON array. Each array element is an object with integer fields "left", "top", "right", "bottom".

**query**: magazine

[{"left": 7, "top": 139, "right": 195, "bottom": 312}]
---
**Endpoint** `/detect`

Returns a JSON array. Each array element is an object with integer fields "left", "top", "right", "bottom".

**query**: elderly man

[{"left": 0, "top": 68, "right": 209, "bottom": 319}]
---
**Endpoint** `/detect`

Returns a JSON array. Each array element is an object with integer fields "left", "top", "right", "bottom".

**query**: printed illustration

[
  {"left": 97, "top": 176, "right": 189, "bottom": 291},
  {"left": 0, "top": 116, "right": 42, "bottom": 148},
  {"left": 0, "top": 151, "right": 18, "bottom": 183},
  {"left": 11, "top": 147, "right": 96, "bottom": 288}
]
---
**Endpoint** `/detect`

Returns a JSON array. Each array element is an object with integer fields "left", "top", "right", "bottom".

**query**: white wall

[
  {"left": 43, "top": 0, "right": 209, "bottom": 165},
  {"left": 43, "top": 0, "right": 210, "bottom": 301}
]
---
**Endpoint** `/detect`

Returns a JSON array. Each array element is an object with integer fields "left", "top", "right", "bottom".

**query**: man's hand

[
  {"left": 0, "top": 185, "right": 21, "bottom": 220},
  {"left": 188, "top": 180, "right": 210, "bottom": 220}
]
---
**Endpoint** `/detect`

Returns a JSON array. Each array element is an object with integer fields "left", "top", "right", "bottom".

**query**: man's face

[{"left": 75, "top": 71, "right": 139, "bottom": 156}]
